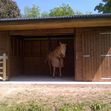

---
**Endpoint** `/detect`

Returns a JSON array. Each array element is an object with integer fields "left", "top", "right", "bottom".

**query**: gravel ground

[{"left": 0, "top": 83, "right": 111, "bottom": 104}]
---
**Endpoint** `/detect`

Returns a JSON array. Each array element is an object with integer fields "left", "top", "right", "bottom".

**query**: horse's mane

[{"left": 49, "top": 45, "right": 62, "bottom": 58}]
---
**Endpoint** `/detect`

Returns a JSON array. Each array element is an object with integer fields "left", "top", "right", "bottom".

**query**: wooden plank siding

[
  {"left": 99, "top": 31, "right": 111, "bottom": 81},
  {"left": 9, "top": 36, "right": 24, "bottom": 77},
  {"left": 0, "top": 31, "right": 10, "bottom": 79},
  {"left": 75, "top": 29, "right": 83, "bottom": 81},
  {"left": 75, "top": 28, "right": 111, "bottom": 81}
]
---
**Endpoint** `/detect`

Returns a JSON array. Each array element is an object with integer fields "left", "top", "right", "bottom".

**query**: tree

[
  {"left": 41, "top": 12, "right": 49, "bottom": 17},
  {"left": 49, "top": 4, "right": 75, "bottom": 16},
  {"left": 94, "top": 0, "right": 111, "bottom": 13},
  {"left": 0, "top": 0, "right": 21, "bottom": 18},
  {"left": 23, "top": 4, "right": 82, "bottom": 17},
  {"left": 23, "top": 5, "right": 40, "bottom": 17}
]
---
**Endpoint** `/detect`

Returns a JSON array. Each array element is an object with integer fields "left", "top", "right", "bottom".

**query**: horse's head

[{"left": 59, "top": 42, "right": 67, "bottom": 58}]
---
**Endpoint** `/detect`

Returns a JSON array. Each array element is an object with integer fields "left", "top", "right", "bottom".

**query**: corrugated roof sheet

[{"left": 0, "top": 13, "right": 111, "bottom": 22}]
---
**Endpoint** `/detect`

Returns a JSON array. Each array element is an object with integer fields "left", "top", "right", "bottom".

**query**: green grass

[
  {"left": 59, "top": 103, "right": 84, "bottom": 111},
  {"left": 0, "top": 101, "right": 51, "bottom": 111},
  {"left": 90, "top": 102, "right": 111, "bottom": 111},
  {"left": 0, "top": 101, "right": 111, "bottom": 111}
]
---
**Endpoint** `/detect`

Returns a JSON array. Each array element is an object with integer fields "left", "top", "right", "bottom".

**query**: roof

[
  {"left": 0, "top": 13, "right": 111, "bottom": 31},
  {"left": 0, "top": 13, "right": 111, "bottom": 22}
]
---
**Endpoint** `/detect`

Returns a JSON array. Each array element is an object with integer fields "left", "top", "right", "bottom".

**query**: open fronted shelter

[{"left": 0, "top": 14, "right": 111, "bottom": 81}]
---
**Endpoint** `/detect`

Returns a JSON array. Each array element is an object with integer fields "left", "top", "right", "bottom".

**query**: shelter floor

[{"left": 9, "top": 75, "right": 74, "bottom": 82}]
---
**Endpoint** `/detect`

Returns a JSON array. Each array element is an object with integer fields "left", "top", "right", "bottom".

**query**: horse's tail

[{"left": 45, "top": 55, "right": 52, "bottom": 75}]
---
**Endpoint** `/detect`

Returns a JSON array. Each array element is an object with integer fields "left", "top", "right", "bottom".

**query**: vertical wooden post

[
  {"left": 75, "top": 29, "right": 83, "bottom": 81},
  {"left": 3, "top": 53, "right": 7, "bottom": 81}
]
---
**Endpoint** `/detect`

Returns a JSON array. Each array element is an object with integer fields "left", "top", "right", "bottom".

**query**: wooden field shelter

[{"left": 0, "top": 14, "right": 111, "bottom": 81}]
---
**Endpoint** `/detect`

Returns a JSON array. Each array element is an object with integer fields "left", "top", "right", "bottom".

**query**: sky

[{"left": 15, "top": 0, "right": 102, "bottom": 14}]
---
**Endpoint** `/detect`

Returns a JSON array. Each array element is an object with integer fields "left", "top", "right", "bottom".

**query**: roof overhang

[{"left": 0, "top": 14, "right": 111, "bottom": 31}]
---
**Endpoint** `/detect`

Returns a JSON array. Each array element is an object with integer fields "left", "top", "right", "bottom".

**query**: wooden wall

[
  {"left": 75, "top": 27, "right": 111, "bottom": 81},
  {"left": 9, "top": 36, "right": 24, "bottom": 77},
  {"left": 24, "top": 39, "right": 49, "bottom": 75},
  {"left": 0, "top": 32, "right": 9, "bottom": 53},
  {"left": 0, "top": 31, "right": 10, "bottom": 79}
]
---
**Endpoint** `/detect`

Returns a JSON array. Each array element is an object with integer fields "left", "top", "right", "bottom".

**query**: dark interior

[{"left": 10, "top": 35, "right": 74, "bottom": 78}]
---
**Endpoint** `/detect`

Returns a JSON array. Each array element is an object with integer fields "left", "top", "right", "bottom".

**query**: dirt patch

[{"left": 0, "top": 84, "right": 111, "bottom": 104}]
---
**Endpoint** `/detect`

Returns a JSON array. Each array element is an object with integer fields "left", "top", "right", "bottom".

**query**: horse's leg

[
  {"left": 59, "top": 66, "right": 62, "bottom": 77},
  {"left": 53, "top": 67, "right": 56, "bottom": 78},
  {"left": 59, "top": 59, "right": 62, "bottom": 77},
  {"left": 48, "top": 61, "right": 51, "bottom": 76}
]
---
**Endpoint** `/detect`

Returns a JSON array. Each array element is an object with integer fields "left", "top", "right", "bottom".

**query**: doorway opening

[{"left": 9, "top": 34, "right": 75, "bottom": 81}]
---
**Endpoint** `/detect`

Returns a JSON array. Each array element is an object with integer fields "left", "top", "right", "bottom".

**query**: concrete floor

[{"left": 9, "top": 75, "right": 74, "bottom": 82}]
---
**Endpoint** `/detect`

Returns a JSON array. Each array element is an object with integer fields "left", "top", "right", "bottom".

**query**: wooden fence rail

[{"left": 0, "top": 53, "right": 8, "bottom": 81}]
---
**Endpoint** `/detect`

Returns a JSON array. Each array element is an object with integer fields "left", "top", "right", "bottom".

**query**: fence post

[{"left": 3, "top": 53, "right": 7, "bottom": 81}]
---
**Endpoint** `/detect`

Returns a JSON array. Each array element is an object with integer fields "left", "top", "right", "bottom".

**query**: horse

[{"left": 47, "top": 42, "right": 67, "bottom": 77}]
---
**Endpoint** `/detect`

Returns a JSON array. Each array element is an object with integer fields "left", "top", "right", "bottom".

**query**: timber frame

[{"left": 0, "top": 13, "right": 111, "bottom": 81}]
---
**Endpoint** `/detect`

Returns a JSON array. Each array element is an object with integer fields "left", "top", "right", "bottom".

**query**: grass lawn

[{"left": 0, "top": 84, "right": 111, "bottom": 111}]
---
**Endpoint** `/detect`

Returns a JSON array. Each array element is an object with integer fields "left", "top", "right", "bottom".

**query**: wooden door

[
  {"left": 99, "top": 32, "right": 111, "bottom": 80},
  {"left": 76, "top": 29, "right": 111, "bottom": 81},
  {"left": 81, "top": 31, "right": 98, "bottom": 81}
]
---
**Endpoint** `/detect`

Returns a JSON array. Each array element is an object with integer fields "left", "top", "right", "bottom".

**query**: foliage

[
  {"left": 0, "top": 0, "right": 21, "bottom": 18},
  {"left": 94, "top": 0, "right": 111, "bottom": 13},
  {"left": 23, "top": 5, "right": 40, "bottom": 17},
  {"left": 41, "top": 12, "right": 49, "bottom": 17},
  {"left": 23, "top": 4, "right": 82, "bottom": 17},
  {"left": 49, "top": 4, "right": 75, "bottom": 16}
]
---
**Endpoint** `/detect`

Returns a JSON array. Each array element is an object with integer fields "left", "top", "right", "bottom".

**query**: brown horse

[{"left": 47, "top": 42, "right": 67, "bottom": 77}]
